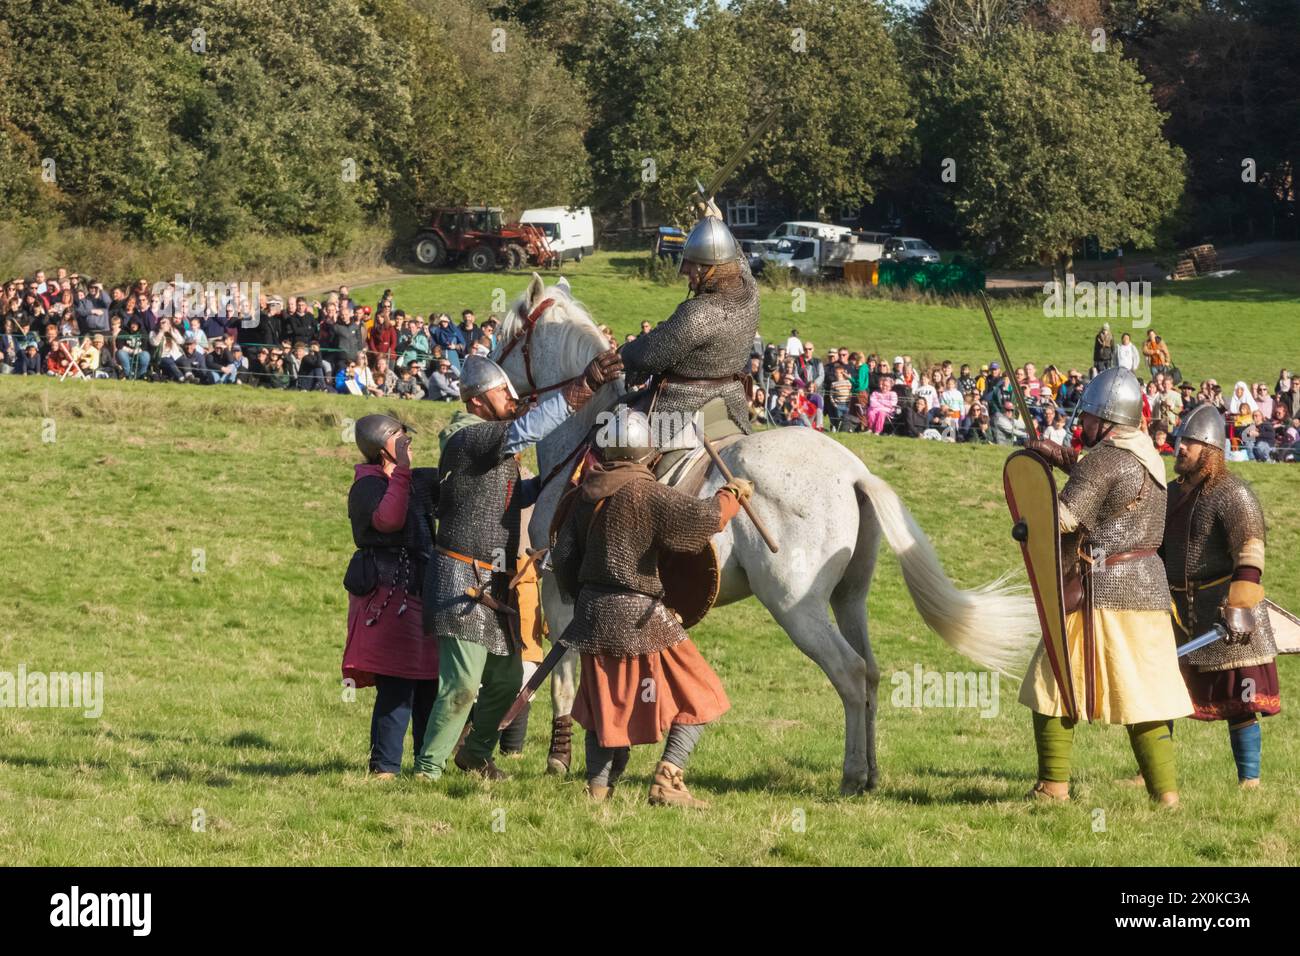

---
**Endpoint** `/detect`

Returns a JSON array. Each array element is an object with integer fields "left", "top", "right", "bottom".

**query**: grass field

[
  {"left": 335, "top": 247, "right": 1300, "bottom": 388},
  {"left": 1, "top": 368, "right": 1297, "bottom": 866}
]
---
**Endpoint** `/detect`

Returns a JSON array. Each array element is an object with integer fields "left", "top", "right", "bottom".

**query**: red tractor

[{"left": 411, "top": 206, "right": 558, "bottom": 271}]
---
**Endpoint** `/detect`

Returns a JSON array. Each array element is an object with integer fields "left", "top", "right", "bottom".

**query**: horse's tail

[{"left": 854, "top": 470, "right": 1038, "bottom": 677}]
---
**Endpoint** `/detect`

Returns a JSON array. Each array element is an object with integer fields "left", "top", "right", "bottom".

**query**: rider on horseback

[{"left": 619, "top": 201, "right": 760, "bottom": 440}]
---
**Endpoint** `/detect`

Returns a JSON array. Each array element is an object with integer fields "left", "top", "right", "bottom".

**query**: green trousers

[
  {"left": 1032, "top": 712, "right": 1177, "bottom": 798},
  {"left": 415, "top": 636, "right": 523, "bottom": 778}
]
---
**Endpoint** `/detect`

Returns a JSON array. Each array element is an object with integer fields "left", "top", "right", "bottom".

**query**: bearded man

[
  {"left": 549, "top": 410, "right": 751, "bottom": 807},
  {"left": 414, "top": 350, "right": 621, "bottom": 781},
  {"left": 619, "top": 202, "right": 759, "bottom": 439},
  {"left": 1164, "top": 404, "right": 1280, "bottom": 787},
  {"left": 1022, "top": 367, "right": 1193, "bottom": 806}
]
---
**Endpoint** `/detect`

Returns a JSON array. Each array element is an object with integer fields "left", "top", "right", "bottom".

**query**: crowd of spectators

[
  {"left": 6, "top": 267, "right": 1298, "bottom": 463},
  {"left": 1, "top": 269, "right": 496, "bottom": 402},
  {"left": 751, "top": 325, "right": 1300, "bottom": 463}
]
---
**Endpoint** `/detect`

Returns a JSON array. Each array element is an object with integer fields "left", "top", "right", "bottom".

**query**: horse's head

[{"left": 492, "top": 272, "right": 611, "bottom": 399}]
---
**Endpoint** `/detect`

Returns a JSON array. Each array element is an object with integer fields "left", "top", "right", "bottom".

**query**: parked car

[
  {"left": 882, "top": 237, "right": 941, "bottom": 264},
  {"left": 739, "top": 239, "right": 769, "bottom": 276}
]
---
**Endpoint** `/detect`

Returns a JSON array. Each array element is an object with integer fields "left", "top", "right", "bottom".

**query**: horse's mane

[{"left": 494, "top": 280, "right": 608, "bottom": 384}]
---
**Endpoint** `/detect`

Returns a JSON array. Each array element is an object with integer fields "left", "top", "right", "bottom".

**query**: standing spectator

[
  {"left": 458, "top": 310, "right": 485, "bottom": 352},
  {"left": 367, "top": 312, "right": 398, "bottom": 369},
  {"left": 286, "top": 298, "right": 317, "bottom": 344},
  {"left": 1115, "top": 332, "right": 1140, "bottom": 372},
  {"left": 1153, "top": 376, "right": 1183, "bottom": 434},
  {"left": 431, "top": 314, "right": 463, "bottom": 366},
  {"left": 333, "top": 309, "right": 365, "bottom": 367},
  {"left": 1143, "top": 330, "right": 1171, "bottom": 378},
  {"left": 795, "top": 342, "right": 823, "bottom": 388},
  {"left": 784, "top": 328, "right": 803, "bottom": 357},
  {"left": 1093, "top": 323, "right": 1115, "bottom": 372},
  {"left": 828, "top": 365, "right": 853, "bottom": 421}
]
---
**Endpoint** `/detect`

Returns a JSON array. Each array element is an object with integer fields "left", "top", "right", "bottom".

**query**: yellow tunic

[{"left": 1019, "top": 607, "right": 1193, "bottom": 724}]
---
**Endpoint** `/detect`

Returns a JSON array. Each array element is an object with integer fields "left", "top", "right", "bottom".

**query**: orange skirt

[{"left": 572, "top": 639, "right": 730, "bottom": 748}]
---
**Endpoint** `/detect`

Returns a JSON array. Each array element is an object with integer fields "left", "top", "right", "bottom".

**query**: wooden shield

[
  {"left": 1004, "top": 450, "right": 1079, "bottom": 721},
  {"left": 660, "top": 541, "right": 721, "bottom": 629}
]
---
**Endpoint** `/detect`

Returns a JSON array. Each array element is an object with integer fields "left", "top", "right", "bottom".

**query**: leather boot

[
  {"left": 1028, "top": 780, "right": 1069, "bottom": 802},
  {"left": 648, "top": 760, "right": 709, "bottom": 809},
  {"left": 454, "top": 750, "right": 508, "bottom": 781},
  {"left": 547, "top": 715, "right": 573, "bottom": 776}
]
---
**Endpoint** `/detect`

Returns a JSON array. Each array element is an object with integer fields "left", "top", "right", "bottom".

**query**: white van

[
  {"left": 766, "top": 220, "right": 853, "bottom": 243},
  {"left": 520, "top": 206, "right": 595, "bottom": 263}
]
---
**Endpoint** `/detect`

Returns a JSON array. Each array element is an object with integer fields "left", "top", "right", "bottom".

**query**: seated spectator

[
  {"left": 427, "top": 358, "right": 460, "bottom": 401},
  {"left": 1250, "top": 410, "right": 1275, "bottom": 462},
  {"left": 1041, "top": 406, "right": 1068, "bottom": 445},
  {"left": 368, "top": 356, "right": 397, "bottom": 397},
  {"left": 177, "top": 336, "right": 214, "bottom": 384},
  {"left": 991, "top": 399, "right": 1026, "bottom": 446},
  {"left": 288, "top": 341, "right": 326, "bottom": 391},
  {"left": 926, "top": 402, "right": 957, "bottom": 441},
  {"left": 394, "top": 365, "right": 425, "bottom": 400},
  {"left": 150, "top": 317, "right": 185, "bottom": 382},
  {"left": 1151, "top": 425, "right": 1174, "bottom": 455},
  {"left": 865, "top": 375, "right": 899, "bottom": 434},
  {"left": 1252, "top": 383, "right": 1273, "bottom": 421},
  {"left": 959, "top": 400, "right": 992, "bottom": 443},
  {"left": 901, "top": 396, "right": 930, "bottom": 438},
  {"left": 1228, "top": 381, "right": 1256, "bottom": 429},
  {"left": 16, "top": 342, "right": 43, "bottom": 375},
  {"left": 266, "top": 355, "right": 291, "bottom": 389},
  {"left": 209, "top": 338, "right": 242, "bottom": 384}
]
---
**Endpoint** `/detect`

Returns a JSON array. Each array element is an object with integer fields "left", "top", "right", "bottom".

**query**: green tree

[{"left": 925, "top": 25, "right": 1184, "bottom": 278}]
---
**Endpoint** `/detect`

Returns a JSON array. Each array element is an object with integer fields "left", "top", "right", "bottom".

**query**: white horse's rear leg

[
  {"left": 831, "top": 490, "right": 882, "bottom": 789},
  {"left": 767, "top": 601, "right": 872, "bottom": 795}
]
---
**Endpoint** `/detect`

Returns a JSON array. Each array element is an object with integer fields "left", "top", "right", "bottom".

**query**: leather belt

[
  {"left": 1171, "top": 572, "right": 1232, "bottom": 593},
  {"left": 1079, "top": 546, "right": 1159, "bottom": 567},
  {"left": 437, "top": 546, "right": 499, "bottom": 573},
  {"left": 662, "top": 372, "right": 742, "bottom": 388}
]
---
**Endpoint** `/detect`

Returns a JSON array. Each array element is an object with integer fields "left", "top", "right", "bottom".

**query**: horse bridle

[{"left": 494, "top": 296, "right": 560, "bottom": 399}]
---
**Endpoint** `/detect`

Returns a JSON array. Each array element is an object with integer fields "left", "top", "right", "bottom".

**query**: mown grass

[
  {"left": 344, "top": 247, "right": 1300, "bottom": 388},
  {"left": 1, "top": 377, "right": 1296, "bottom": 866}
]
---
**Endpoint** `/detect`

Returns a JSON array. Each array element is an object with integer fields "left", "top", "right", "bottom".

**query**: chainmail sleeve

[
  {"left": 1057, "top": 447, "right": 1118, "bottom": 534},
  {"left": 620, "top": 297, "right": 714, "bottom": 375},
  {"left": 1222, "top": 479, "right": 1267, "bottom": 573},
  {"left": 650, "top": 485, "right": 722, "bottom": 554}
]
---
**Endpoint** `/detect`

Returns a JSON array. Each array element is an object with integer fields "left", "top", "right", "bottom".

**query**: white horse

[{"left": 494, "top": 273, "right": 1039, "bottom": 794}]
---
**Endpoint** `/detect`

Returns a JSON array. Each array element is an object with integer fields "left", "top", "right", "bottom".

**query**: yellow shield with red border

[{"left": 1004, "top": 450, "right": 1079, "bottom": 721}]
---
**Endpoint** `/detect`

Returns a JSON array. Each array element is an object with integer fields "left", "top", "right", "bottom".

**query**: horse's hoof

[{"left": 840, "top": 774, "right": 877, "bottom": 796}]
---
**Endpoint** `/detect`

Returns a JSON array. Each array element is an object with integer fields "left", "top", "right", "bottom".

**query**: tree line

[{"left": 0, "top": 0, "right": 1294, "bottom": 269}]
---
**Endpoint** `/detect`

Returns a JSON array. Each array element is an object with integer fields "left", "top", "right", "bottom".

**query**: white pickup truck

[{"left": 762, "top": 233, "right": 884, "bottom": 280}]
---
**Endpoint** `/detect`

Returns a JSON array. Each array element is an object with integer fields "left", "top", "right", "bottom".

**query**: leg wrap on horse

[
  {"left": 1229, "top": 718, "right": 1261, "bottom": 781},
  {"left": 1032, "top": 712, "right": 1074, "bottom": 783},
  {"left": 661, "top": 722, "right": 706, "bottom": 770},
  {"left": 584, "top": 732, "right": 630, "bottom": 787},
  {"left": 1127, "top": 720, "right": 1176, "bottom": 797}
]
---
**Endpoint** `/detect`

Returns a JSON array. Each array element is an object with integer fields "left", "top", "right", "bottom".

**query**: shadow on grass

[
  {"left": 880, "top": 785, "right": 1008, "bottom": 806},
  {"left": 0, "top": 751, "right": 353, "bottom": 781}
]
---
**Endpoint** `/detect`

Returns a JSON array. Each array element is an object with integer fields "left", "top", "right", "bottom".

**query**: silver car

[{"left": 883, "top": 237, "right": 941, "bottom": 264}]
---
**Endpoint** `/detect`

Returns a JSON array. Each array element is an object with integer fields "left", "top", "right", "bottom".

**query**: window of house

[{"left": 727, "top": 199, "right": 758, "bottom": 228}]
